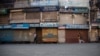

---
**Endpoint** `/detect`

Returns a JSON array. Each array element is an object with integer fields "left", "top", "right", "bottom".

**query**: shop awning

[{"left": 65, "top": 24, "right": 89, "bottom": 29}]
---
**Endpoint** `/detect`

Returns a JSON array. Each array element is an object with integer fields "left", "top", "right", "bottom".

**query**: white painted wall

[
  {"left": 90, "top": 29, "right": 98, "bottom": 41},
  {"left": 59, "top": 14, "right": 87, "bottom": 25},
  {"left": 58, "top": 30, "right": 65, "bottom": 43}
]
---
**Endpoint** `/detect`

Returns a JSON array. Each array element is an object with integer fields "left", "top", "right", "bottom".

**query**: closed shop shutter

[
  {"left": 26, "top": 12, "right": 40, "bottom": 23},
  {"left": 13, "top": 29, "right": 36, "bottom": 42},
  {"left": 91, "top": 29, "right": 99, "bottom": 42},
  {"left": 0, "top": 30, "right": 14, "bottom": 42},
  {"left": 10, "top": 11, "right": 25, "bottom": 20},
  {"left": 65, "top": 29, "right": 88, "bottom": 43},
  {"left": 26, "top": 12, "right": 40, "bottom": 19},
  {"left": 42, "top": 28, "right": 58, "bottom": 42},
  {"left": 29, "top": 29, "right": 36, "bottom": 42},
  {"left": 42, "top": 12, "right": 57, "bottom": 22},
  {"left": 0, "top": 15, "right": 9, "bottom": 24}
]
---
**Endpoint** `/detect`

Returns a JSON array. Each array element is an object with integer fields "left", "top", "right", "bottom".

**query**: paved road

[{"left": 0, "top": 43, "right": 100, "bottom": 56}]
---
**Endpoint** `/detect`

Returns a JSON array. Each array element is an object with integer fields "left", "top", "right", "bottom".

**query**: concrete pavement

[{"left": 0, "top": 43, "right": 100, "bottom": 56}]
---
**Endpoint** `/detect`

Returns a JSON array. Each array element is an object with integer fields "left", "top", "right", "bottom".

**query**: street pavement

[{"left": 0, "top": 43, "right": 100, "bottom": 56}]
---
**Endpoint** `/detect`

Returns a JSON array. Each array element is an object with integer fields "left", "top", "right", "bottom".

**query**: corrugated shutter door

[
  {"left": 13, "top": 29, "right": 36, "bottom": 42},
  {"left": 11, "top": 12, "right": 24, "bottom": 20},
  {"left": 0, "top": 30, "right": 13, "bottom": 42},
  {"left": 42, "top": 12, "right": 57, "bottom": 22},
  {"left": 0, "top": 15, "right": 9, "bottom": 24},
  {"left": 42, "top": 28, "right": 58, "bottom": 42},
  {"left": 26, "top": 12, "right": 40, "bottom": 19},
  {"left": 65, "top": 29, "right": 88, "bottom": 43}
]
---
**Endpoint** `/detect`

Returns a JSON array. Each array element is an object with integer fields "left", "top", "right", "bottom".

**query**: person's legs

[{"left": 79, "top": 39, "right": 82, "bottom": 43}]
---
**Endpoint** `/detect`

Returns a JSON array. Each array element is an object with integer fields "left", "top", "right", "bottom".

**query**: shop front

[
  {"left": 0, "top": 25, "right": 13, "bottom": 43},
  {"left": 12, "top": 23, "right": 40, "bottom": 43},
  {"left": 65, "top": 24, "right": 89, "bottom": 43},
  {"left": 91, "top": 26, "right": 100, "bottom": 42},
  {"left": 11, "top": 23, "right": 30, "bottom": 42},
  {"left": 40, "top": 23, "right": 58, "bottom": 43}
]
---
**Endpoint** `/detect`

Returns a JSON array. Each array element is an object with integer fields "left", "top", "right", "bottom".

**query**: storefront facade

[
  {"left": 40, "top": 23, "right": 58, "bottom": 43},
  {"left": 65, "top": 24, "right": 89, "bottom": 43}
]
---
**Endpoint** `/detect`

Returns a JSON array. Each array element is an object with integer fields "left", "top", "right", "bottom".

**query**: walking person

[
  {"left": 78, "top": 34, "right": 85, "bottom": 43},
  {"left": 33, "top": 32, "right": 37, "bottom": 43}
]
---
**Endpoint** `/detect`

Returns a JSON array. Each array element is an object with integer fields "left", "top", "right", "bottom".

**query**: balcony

[{"left": 10, "top": 9, "right": 40, "bottom": 23}]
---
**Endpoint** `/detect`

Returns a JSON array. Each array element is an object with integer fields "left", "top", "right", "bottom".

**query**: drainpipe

[
  {"left": 72, "top": 14, "right": 75, "bottom": 24},
  {"left": 89, "top": 4, "right": 91, "bottom": 42}
]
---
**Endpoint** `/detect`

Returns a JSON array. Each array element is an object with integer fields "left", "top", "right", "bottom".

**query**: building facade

[
  {"left": 89, "top": 0, "right": 100, "bottom": 42},
  {"left": 0, "top": 0, "right": 95, "bottom": 43}
]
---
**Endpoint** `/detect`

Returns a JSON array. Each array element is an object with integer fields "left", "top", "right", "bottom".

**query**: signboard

[
  {"left": 58, "top": 26, "right": 66, "bottom": 29},
  {"left": 0, "top": 26, "right": 3, "bottom": 29},
  {"left": 3, "top": 25, "right": 11, "bottom": 29},
  {"left": 60, "top": 7, "right": 89, "bottom": 13},
  {"left": 0, "top": 25, "right": 11, "bottom": 29},
  {"left": 66, "top": 24, "right": 89, "bottom": 29},
  {"left": 59, "top": 0, "right": 89, "bottom": 7},
  {"left": 11, "top": 23, "right": 29, "bottom": 29},
  {"left": 30, "top": 0, "right": 58, "bottom": 7},
  {"left": 30, "top": 24, "right": 40, "bottom": 27},
  {"left": 40, "top": 23, "right": 58, "bottom": 27},
  {"left": 23, "top": 7, "right": 41, "bottom": 12},
  {"left": 41, "top": 6, "right": 59, "bottom": 11}
]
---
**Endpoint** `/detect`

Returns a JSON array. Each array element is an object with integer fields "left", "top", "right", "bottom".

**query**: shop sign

[
  {"left": 0, "top": 26, "right": 3, "bottom": 29},
  {"left": 73, "top": 7, "right": 88, "bottom": 13},
  {"left": 30, "top": 24, "right": 40, "bottom": 27},
  {"left": 30, "top": 0, "right": 58, "bottom": 7},
  {"left": 60, "top": 7, "right": 88, "bottom": 13},
  {"left": 59, "top": 0, "right": 89, "bottom": 7},
  {"left": 11, "top": 23, "right": 29, "bottom": 29},
  {"left": 40, "top": 23, "right": 58, "bottom": 27},
  {"left": 41, "top": 6, "right": 59, "bottom": 11},
  {"left": 66, "top": 24, "right": 89, "bottom": 29},
  {"left": 23, "top": 7, "right": 41, "bottom": 12},
  {"left": 58, "top": 25, "right": 66, "bottom": 29},
  {"left": 3, "top": 25, "right": 11, "bottom": 29}
]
